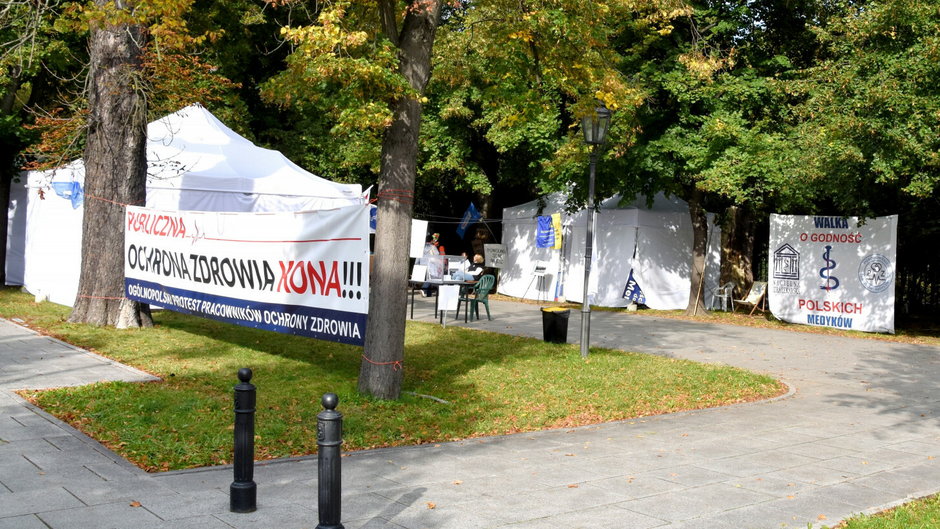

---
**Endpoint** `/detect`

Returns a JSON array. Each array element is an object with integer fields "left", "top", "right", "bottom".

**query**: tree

[
  {"left": 790, "top": 0, "right": 940, "bottom": 213},
  {"left": 358, "top": 0, "right": 444, "bottom": 399},
  {"left": 615, "top": 0, "right": 833, "bottom": 312},
  {"left": 265, "top": 0, "right": 687, "bottom": 398},
  {"left": 67, "top": 0, "right": 152, "bottom": 327}
]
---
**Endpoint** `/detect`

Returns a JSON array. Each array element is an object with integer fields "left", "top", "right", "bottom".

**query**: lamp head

[{"left": 581, "top": 102, "right": 612, "bottom": 146}]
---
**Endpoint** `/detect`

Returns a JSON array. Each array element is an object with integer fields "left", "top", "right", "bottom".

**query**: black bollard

[
  {"left": 316, "top": 393, "right": 344, "bottom": 529},
  {"left": 230, "top": 368, "right": 257, "bottom": 513}
]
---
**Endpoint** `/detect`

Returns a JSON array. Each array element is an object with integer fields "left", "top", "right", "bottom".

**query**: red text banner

[{"left": 124, "top": 205, "right": 370, "bottom": 345}]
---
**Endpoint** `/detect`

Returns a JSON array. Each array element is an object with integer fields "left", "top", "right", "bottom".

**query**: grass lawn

[
  {"left": 0, "top": 288, "right": 784, "bottom": 472},
  {"left": 833, "top": 494, "right": 940, "bottom": 528}
]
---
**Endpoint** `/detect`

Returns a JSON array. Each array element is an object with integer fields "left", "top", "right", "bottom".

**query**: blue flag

[
  {"left": 622, "top": 269, "right": 646, "bottom": 304},
  {"left": 51, "top": 181, "right": 84, "bottom": 209},
  {"left": 536, "top": 216, "right": 555, "bottom": 248},
  {"left": 456, "top": 202, "right": 482, "bottom": 239}
]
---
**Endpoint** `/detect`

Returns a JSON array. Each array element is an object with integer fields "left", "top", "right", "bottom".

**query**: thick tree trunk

[
  {"left": 359, "top": 1, "right": 440, "bottom": 400},
  {"left": 719, "top": 205, "right": 755, "bottom": 298},
  {"left": 68, "top": 2, "right": 152, "bottom": 328},
  {"left": 685, "top": 186, "right": 709, "bottom": 315}
]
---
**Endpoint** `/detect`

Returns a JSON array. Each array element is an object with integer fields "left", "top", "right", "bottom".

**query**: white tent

[
  {"left": 6, "top": 104, "right": 365, "bottom": 306},
  {"left": 498, "top": 192, "right": 722, "bottom": 310}
]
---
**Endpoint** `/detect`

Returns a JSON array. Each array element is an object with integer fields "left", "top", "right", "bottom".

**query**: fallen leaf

[
  {"left": 565, "top": 453, "right": 575, "bottom": 457},
  {"left": 567, "top": 484, "right": 579, "bottom": 488},
  {"left": 426, "top": 502, "right": 436, "bottom": 510},
  {"left": 787, "top": 495, "right": 795, "bottom": 500},
  {"left": 452, "top": 480, "right": 463, "bottom": 485},
  {"left": 130, "top": 501, "right": 142, "bottom": 508},
  {"left": 818, "top": 514, "right": 827, "bottom": 521}
]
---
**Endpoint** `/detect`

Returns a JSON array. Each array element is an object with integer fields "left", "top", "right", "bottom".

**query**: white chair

[{"left": 711, "top": 282, "right": 735, "bottom": 312}]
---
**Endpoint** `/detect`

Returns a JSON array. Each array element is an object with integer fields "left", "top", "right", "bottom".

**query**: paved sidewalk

[{"left": 1, "top": 300, "right": 938, "bottom": 528}]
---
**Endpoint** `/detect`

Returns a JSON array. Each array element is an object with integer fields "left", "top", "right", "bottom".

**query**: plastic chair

[
  {"left": 456, "top": 275, "right": 495, "bottom": 322},
  {"left": 710, "top": 282, "right": 735, "bottom": 311}
]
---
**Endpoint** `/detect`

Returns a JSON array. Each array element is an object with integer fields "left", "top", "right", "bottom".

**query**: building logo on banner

[
  {"left": 124, "top": 205, "right": 370, "bottom": 346},
  {"left": 858, "top": 254, "right": 892, "bottom": 293},
  {"left": 772, "top": 244, "right": 800, "bottom": 294},
  {"left": 818, "top": 245, "right": 840, "bottom": 291},
  {"left": 768, "top": 214, "right": 897, "bottom": 334}
]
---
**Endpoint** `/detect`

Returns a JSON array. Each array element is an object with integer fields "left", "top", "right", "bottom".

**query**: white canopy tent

[
  {"left": 498, "top": 193, "right": 721, "bottom": 310},
  {"left": 6, "top": 104, "right": 365, "bottom": 306}
]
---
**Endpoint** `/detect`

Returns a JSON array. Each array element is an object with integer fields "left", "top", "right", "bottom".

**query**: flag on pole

[
  {"left": 622, "top": 269, "right": 646, "bottom": 304},
  {"left": 536, "top": 216, "right": 555, "bottom": 248},
  {"left": 550, "top": 213, "right": 562, "bottom": 250},
  {"left": 456, "top": 202, "right": 482, "bottom": 239}
]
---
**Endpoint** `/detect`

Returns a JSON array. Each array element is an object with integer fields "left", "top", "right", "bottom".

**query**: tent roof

[
  {"left": 147, "top": 104, "right": 362, "bottom": 200},
  {"left": 30, "top": 104, "right": 363, "bottom": 202}
]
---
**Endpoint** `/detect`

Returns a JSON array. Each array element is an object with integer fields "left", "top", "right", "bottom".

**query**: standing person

[
  {"left": 421, "top": 233, "right": 445, "bottom": 296},
  {"left": 430, "top": 232, "right": 445, "bottom": 255}
]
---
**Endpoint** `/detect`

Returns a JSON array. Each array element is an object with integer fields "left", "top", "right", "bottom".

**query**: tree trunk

[
  {"left": 359, "top": 0, "right": 441, "bottom": 400},
  {"left": 719, "top": 205, "right": 755, "bottom": 298},
  {"left": 68, "top": 1, "right": 152, "bottom": 328},
  {"left": 685, "top": 186, "right": 709, "bottom": 315}
]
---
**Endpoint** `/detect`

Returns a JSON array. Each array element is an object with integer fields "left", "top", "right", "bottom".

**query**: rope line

[
  {"left": 84, "top": 193, "right": 144, "bottom": 207},
  {"left": 361, "top": 354, "right": 403, "bottom": 371},
  {"left": 376, "top": 188, "right": 414, "bottom": 205}
]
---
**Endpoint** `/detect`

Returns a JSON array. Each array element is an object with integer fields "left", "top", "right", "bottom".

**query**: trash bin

[{"left": 540, "top": 307, "right": 570, "bottom": 344}]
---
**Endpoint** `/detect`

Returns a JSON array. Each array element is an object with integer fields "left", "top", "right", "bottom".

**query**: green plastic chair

[{"left": 457, "top": 274, "right": 495, "bottom": 322}]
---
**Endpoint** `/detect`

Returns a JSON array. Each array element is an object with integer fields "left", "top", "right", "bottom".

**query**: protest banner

[
  {"left": 124, "top": 205, "right": 370, "bottom": 346},
  {"left": 768, "top": 214, "right": 897, "bottom": 333}
]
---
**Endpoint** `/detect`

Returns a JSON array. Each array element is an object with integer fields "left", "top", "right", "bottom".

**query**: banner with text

[
  {"left": 124, "top": 205, "right": 370, "bottom": 346},
  {"left": 769, "top": 214, "right": 897, "bottom": 334}
]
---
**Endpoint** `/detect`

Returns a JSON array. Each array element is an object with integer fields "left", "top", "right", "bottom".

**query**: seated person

[{"left": 451, "top": 254, "right": 484, "bottom": 281}]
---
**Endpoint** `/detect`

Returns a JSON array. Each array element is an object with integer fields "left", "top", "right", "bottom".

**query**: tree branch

[{"left": 378, "top": 0, "right": 400, "bottom": 47}]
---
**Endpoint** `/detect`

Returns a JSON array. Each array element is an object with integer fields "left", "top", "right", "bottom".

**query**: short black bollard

[
  {"left": 316, "top": 393, "right": 344, "bottom": 529},
  {"left": 230, "top": 368, "right": 257, "bottom": 513}
]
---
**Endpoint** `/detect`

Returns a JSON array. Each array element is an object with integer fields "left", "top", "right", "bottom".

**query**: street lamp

[{"left": 580, "top": 102, "right": 612, "bottom": 358}]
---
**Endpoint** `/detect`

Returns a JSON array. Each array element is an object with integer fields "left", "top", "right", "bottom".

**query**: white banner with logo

[
  {"left": 768, "top": 214, "right": 897, "bottom": 333},
  {"left": 124, "top": 205, "right": 370, "bottom": 346}
]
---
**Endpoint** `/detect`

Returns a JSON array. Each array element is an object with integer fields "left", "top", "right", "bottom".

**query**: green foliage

[
  {"left": 1, "top": 288, "right": 782, "bottom": 471},
  {"left": 616, "top": 0, "right": 824, "bottom": 213},
  {"left": 790, "top": 0, "right": 940, "bottom": 214}
]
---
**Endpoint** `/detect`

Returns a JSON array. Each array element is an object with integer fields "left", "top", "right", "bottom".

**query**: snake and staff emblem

[{"left": 819, "top": 245, "right": 840, "bottom": 291}]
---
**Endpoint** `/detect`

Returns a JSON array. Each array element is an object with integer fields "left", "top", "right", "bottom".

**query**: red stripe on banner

[{"left": 196, "top": 237, "right": 363, "bottom": 244}]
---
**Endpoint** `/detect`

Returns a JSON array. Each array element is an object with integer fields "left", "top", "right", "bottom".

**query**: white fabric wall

[
  {"left": 22, "top": 167, "right": 84, "bottom": 306},
  {"left": 5, "top": 176, "right": 27, "bottom": 286},
  {"left": 498, "top": 194, "right": 568, "bottom": 301},
  {"left": 498, "top": 192, "right": 722, "bottom": 310},
  {"left": 563, "top": 207, "right": 639, "bottom": 307}
]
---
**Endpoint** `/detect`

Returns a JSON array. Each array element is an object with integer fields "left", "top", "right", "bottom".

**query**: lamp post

[{"left": 580, "top": 102, "right": 612, "bottom": 359}]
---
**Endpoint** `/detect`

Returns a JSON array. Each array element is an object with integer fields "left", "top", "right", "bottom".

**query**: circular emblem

[{"left": 858, "top": 254, "right": 893, "bottom": 293}]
